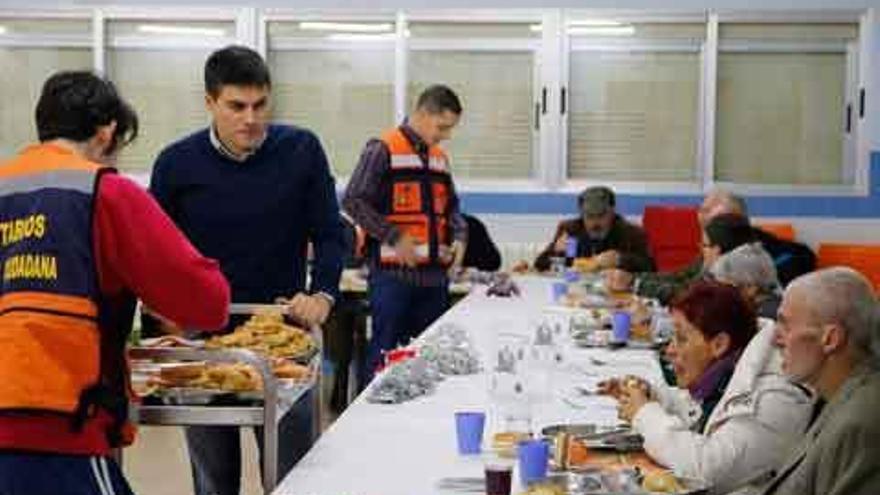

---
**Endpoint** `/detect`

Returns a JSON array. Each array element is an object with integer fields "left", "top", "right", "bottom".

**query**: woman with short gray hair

[{"left": 710, "top": 242, "right": 783, "bottom": 319}]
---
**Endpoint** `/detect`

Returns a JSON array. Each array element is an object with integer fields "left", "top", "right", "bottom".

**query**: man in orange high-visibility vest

[{"left": 344, "top": 85, "right": 468, "bottom": 384}]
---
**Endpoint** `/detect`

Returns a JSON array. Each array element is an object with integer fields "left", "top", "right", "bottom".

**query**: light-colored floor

[
  {"left": 125, "top": 426, "right": 263, "bottom": 495},
  {"left": 124, "top": 372, "right": 340, "bottom": 495}
]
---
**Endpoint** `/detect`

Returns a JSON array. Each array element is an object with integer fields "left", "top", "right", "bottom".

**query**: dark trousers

[
  {"left": 185, "top": 390, "right": 314, "bottom": 495},
  {"left": 0, "top": 452, "right": 133, "bottom": 495},
  {"left": 361, "top": 270, "right": 449, "bottom": 385},
  {"left": 323, "top": 296, "right": 369, "bottom": 412}
]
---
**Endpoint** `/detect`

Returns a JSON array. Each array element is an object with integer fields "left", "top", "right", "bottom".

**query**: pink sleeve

[{"left": 93, "top": 173, "right": 230, "bottom": 331}]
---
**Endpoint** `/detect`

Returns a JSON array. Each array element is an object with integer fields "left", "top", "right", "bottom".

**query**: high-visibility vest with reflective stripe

[
  {"left": 0, "top": 143, "right": 133, "bottom": 446},
  {"left": 375, "top": 127, "right": 453, "bottom": 267}
]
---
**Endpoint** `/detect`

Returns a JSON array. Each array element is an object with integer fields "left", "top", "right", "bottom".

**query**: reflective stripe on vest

[
  {"left": 428, "top": 156, "right": 447, "bottom": 172},
  {"left": 389, "top": 154, "right": 448, "bottom": 173},
  {"left": 0, "top": 168, "right": 97, "bottom": 197},
  {"left": 0, "top": 144, "right": 103, "bottom": 415},
  {"left": 380, "top": 243, "right": 430, "bottom": 264},
  {"left": 390, "top": 154, "right": 423, "bottom": 170}
]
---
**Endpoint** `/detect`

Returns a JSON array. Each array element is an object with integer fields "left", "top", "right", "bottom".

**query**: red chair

[
  {"left": 642, "top": 205, "right": 701, "bottom": 273},
  {"left": 817, "top": 243, "right": 880, "bottom": 291}
]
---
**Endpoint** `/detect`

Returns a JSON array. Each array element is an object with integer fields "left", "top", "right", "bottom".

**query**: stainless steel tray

[
  {"left": 571, "top": 332, "right": 660, "bottom": 350},
  {"left": 542, "top": 424, "right": 644, "bottom": 453},
  {"left": 147, "top": 387, "right": 263, "bottom": 406},
  {"left": 581, "top": 431, "right": 644, "bottom": 452},
  {"left": 543, "top": 469, "right": 710, "bottom": 495},
  {"left": 542, "top": 423, "right": 628, "bottom": 438},
  {"left": 287, "top": 344, "right": 320, "bottom": 365}
]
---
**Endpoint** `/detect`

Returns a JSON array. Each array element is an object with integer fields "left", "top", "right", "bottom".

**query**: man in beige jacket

[{"left": 763, "top": 267, "right": 880, "bottom": 495}]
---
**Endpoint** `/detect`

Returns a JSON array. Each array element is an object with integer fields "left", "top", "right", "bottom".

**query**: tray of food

[
  {"left": 542, "top": 424, "right": 620, "bottom": 438},
  {"left": 204, "top": 312, "right": 317, "bottom": 364},
  {"left": 570, "top": 333, "right": 658, "bottom": 350},
  {"left": 133, "top": 358, "right": 314, "bottom": 405},
  {"left": 543, "top": 424, "right": 643, "bottom": 448},
  {"left": 521, "top": 468, "right": 709, "bottom": 495},
  {"left": 569, "top": 320, "right": 656, "bottom": 349},
  {"left": 542, "top": 425, "right": 647, "bottom": 476},
  {"left": 579, "top": 431, "right": 644, "bottom": 452}
]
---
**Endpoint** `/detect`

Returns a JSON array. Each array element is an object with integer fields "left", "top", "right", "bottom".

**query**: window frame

[
  {"left": 564, "top": 31, "right": 706, "bottom": 193},
  {"left": 262, "top": 10, "right": 399, "bottom": 181},
  {"left": 97, "top": 8, "right": 243, "bottom": 178},
  {"left": 406, "top": 16, "right": 543, "bottom": 189},
  {"left": 711, "top": 15, "right": 862, "bottom": 195},
  {"left": 0, "top": 7, "right": 869, "bottom": 198},
  {"left": 0, "top": 10, "right": 94, "bottom": 161}
]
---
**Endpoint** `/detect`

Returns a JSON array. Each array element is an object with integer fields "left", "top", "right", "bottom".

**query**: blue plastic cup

[
  {"left": 455, "top": 411, "right": 485, "bottom": 455},
  {"left": 565, "top": 237, "right": 578, "bottom": 259},
  {"left": 564, "top": 269, "right": 580, "bottom": 283},
  {"left": 517, "top": 439, "right": 550, "bottom": 486},
  {"left": 612, "top": 311, "right": 632, "bottom": 343},
  {"left": 551, "top": 282, "right": 567, "bottom": 302}
]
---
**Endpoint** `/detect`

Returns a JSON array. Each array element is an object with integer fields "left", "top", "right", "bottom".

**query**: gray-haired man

[{"left": 764, "top": 267, "right": 880, "bottom": 495}]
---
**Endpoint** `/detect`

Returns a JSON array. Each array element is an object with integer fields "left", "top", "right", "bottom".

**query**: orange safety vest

[
  {"left": 0, "top": 143, "right": 135, "bottom": 447},
  {"left": 376, "top": 127, "right": 453, "bottom": 267}
]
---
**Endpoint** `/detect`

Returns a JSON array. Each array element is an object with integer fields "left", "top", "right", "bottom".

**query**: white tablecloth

[{"left": 274, "top": 276, "right": 663, "bottom": 495}]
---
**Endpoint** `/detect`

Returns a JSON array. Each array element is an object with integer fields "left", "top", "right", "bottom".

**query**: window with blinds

[
  {"left": 567, "top": 23, "right": 704, "bottom": 182},
  {"left": 106, "top": 21, "right": 235, "bottom": 172},
  {"left": 715, "top": 23, "right": 857, "bottom": 185},
  {"left": 0, "top": 19, "right": 92, "bottom": 158},
  {"left": 407, "top": 50, "right": 535, "bottom": 180},
  {"left": 267, "top": 20, "right": 396, "bottom": 179},
  {"left": 406, "top": 21, "right": 537, "bottom": 181}
]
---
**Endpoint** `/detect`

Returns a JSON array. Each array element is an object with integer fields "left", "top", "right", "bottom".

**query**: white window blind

[
  {"left": 0, "top": 19, "right": 91, "bottom": 158},
  {"left": 567, "top": 23, "right": 703, "bottom": 182},
  {"left": 407, "top": 50, "right": 535, "bottom": 180},
  {"left": 268, "top": 21, "right": 395, "bottom": 178},
  {"left": 406, "top": 21, "right": 537, "bottom": 181},
  {"left": 107, "top": 21, "right": 235, "bottom": 172},
  {"left": 269, "top": 50, "right": 394, "bottom": 179},
  {"left": 715, "top": 23, "right": 857, "bottom": 185}
]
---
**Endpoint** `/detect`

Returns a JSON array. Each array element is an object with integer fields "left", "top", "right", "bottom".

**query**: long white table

[{"left": 275, "top": 276, "right": 664, "bottom": 495}]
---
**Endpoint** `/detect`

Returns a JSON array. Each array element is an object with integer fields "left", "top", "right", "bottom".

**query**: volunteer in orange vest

[
  {"left": 0, "top": 72, "right": 229, "bottom": 494},
  {"left": 344, "top": 85, "right": 468, "bottom": 384}
]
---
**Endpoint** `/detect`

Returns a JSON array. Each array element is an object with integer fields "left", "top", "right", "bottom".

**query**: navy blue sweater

[{"left": 150, "top": 125, "right": 344, "bottom": 304}]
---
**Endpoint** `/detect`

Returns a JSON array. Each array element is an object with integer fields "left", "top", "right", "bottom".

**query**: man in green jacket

[{"left": 605, "top": 189, "right": 739, "bottom": 303}]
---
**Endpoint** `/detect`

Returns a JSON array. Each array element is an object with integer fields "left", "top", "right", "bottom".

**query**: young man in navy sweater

[{"left": 149, "top": 45, "right": 344, "bottom": 495}]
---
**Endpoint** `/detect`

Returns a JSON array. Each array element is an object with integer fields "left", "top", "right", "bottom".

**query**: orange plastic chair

[
  {"left": 757, "top": 223, "right": 797, "bottom": 242},
  {"left": 817, "top": 243, "right": 880, "bottom": 291},
  {"left": 642, "top": 205, "right": 701, "bottom": 273}
]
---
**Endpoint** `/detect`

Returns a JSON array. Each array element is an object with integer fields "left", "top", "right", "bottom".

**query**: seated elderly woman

[
  {"left": 709, "top": 242, "right": 783, "bottom": 319},
  {"left": 602, "top": 281, "right": 813, "bottom": 495}
]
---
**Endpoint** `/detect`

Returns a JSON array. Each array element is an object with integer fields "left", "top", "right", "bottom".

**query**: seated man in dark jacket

[
  {"left": 534, "top": 186, "right": 654, "bottom": 273},
  {"left": 751, "top": 228, "right": 816, "bottom": 287},
  {"left": 462, "top": 213, "right": 501, "bottom": 272}
]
